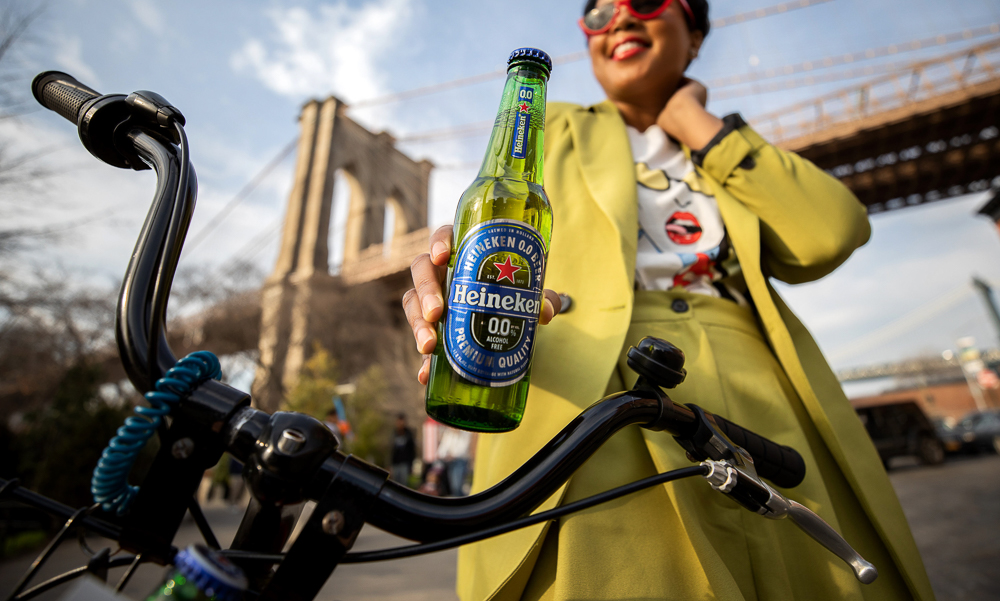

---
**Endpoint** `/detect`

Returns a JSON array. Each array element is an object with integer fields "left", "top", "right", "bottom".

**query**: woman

[{"left": 404, "top": 1, "right": 935, "bottom": 599}]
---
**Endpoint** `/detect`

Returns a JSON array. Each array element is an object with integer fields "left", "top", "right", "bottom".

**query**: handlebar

[
  {"left": 31, "top": 71, "right": 100, "bottom": 124},
  {"left": 295, "top": 390, "right": 666, "bottom": 542},
  {"left": 229, "top": 385, "right": 804, "bottom": 541},
  {"left": 701, "top": 412, "right": 804, "bottom": 488},
  {"left": 624, "top": 337, "right": 805, "bottom": 488},
  {"left": 31, "top": 71, "right": 192, "bottom": 392}
]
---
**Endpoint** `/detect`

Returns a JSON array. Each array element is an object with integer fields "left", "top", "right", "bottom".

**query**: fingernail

[
  {"left": 417, "top": 328, "right": 434, "bottom": 352},
  {"left": 423, "top": 294, "right": 442, "bottom": 317},
  {"left": 432, "top": 241, "right": 449, "bottom": 259},
  {"left": 542, "top": 298, "right": 555, "bottom": 323}
]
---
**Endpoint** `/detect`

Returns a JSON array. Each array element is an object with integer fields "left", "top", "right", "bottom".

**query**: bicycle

[{"left": 0, "top": 71, "right": 878, "bottom": 601}]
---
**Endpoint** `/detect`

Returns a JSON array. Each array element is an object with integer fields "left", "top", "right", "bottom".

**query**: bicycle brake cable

[{"left": 222, "top": 465, "right": 708, "bottom": 566}]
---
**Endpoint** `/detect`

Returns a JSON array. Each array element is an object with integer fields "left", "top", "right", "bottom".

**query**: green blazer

[{"left": 458, "top": 100, "right": 934, "bottom": 601}]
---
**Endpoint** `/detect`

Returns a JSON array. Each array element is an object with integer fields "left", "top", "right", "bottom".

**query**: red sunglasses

[{"left": 579, "top": 0, "right": 695, "bottom": 36}]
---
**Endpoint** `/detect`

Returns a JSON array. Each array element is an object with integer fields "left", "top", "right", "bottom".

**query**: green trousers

[{"left": 517, "top": 291, "right": 912, "bottom": 601}]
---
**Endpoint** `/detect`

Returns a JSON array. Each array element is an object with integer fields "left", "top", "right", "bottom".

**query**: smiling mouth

[
  {"left": 665, "top": 212, "right": 702, "bottom": 245},
  {"left": 611, "top": 39, "right": 650, "bottom": 60}
]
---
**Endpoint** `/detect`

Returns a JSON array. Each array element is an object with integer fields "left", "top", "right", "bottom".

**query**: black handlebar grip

[
  {"left": 712, "top": 413, "right": 806, "bottom": 488},
  {"left": 31, "top": 71, "right": 101, "bottom": 124}
]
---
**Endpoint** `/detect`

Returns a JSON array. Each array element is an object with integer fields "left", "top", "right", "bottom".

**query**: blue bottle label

[
  {"left": 444, "top": 219, "right": 546, "bottom": 387},
  {"left": 510, "top": 86, "right": 535, "bottom": 159}
]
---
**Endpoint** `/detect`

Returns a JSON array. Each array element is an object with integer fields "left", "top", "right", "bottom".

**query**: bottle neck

[{"left": 478, "top": 64, "right": 548, "bottom": 185}]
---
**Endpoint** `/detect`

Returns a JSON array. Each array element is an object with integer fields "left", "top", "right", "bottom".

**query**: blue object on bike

[
  {"left": 91, "top": 351, "right": 222, "bottom": 515},
  {"left": 174, "top": 545, "right": 248, "bottom": 601}
]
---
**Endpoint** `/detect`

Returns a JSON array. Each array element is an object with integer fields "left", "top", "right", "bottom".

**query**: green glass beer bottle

[
  {"left": 425, "top": 48, "right": 553, "bottom": 433},
  {"left": 146, "top": 545, "right": 247, "bottom": 601}
]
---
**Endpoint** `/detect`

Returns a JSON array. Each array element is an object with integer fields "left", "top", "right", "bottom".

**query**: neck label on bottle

[
  {"left": 444, "top": 219, "right": 546, "bottom": 387},
  {"left": 510, "top": 86, "right": 534, "bottom": 159}
]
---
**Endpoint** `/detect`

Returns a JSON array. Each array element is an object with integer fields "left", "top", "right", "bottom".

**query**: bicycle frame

[{"left": 1, "top": 72, "right": 878, "bottom": 601}]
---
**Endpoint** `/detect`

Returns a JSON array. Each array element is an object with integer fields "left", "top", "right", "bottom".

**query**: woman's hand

[
  {"left": 403, "top": 225, "right": 564, "bottom": 385},
  {"left": 656, "top": 77, "right": 723, "bottom": 152}
]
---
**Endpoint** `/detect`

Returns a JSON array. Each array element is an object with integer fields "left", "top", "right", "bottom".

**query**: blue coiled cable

[{"left": 91, "top": 351, "right": 222, "bottom": 515}]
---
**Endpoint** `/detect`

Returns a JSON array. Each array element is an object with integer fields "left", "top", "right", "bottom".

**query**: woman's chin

[{"left": 604, "top": 69, "right": 656, "bottom": 97}]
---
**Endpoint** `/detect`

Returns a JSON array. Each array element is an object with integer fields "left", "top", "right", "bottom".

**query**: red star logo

[
  {"left": 494, "top": 256, "right": 522, "bottom": 284},
  {"left": 518, "top": 102, "right": 530, "bottom": 112}
]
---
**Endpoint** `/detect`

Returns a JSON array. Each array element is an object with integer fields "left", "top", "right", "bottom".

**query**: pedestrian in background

[
  {"left": 437, "top": 427, "right": 474, "bottom": 497},
  {"left": 391, "top": 413, "right": 416, "bottom": 486},
  {"left": 228, "top": 455, "right": 246, "bottom": 505},
  {"left": 324, "top": 407, "right": 353, "bottom": 449}
]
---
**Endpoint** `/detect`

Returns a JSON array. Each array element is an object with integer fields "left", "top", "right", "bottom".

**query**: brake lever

[
  {"left": 701, "top": 456, "right": 878, "bottom": 584},
  {"left": 666, "top": 401, "right": 878, "bottom": 584}
]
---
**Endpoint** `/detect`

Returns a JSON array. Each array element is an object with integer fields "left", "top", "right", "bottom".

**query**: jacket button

[{"left": 671, "top": 299, "right": 689, "bottom": 313}]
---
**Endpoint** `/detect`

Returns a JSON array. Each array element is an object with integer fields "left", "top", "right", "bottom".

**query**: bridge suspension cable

[
  {"left": 184, "top": 138, "right": 298, "bottom": 255},
  {"left": 828, "top": 285, "right": 977, "bottom": 365},
  {"left": 714, "top": 35, "right": 1000, "bottom": 101},
  {"left": 708, "top": 23, "right": 1000, "bottom": 90},
  {"left": 396, "top": 33, "right": 1000, "bottom": 145},
  {"left": 191, "top": 13, "right": 1000, "bottom": 256},
  {"left": 348, "top": 0, "right": 836, "bottom": 110},
  {"left": 214, "top": 218, "right": 284, "bottom": 274},
  {"left": 167, "top": 2, "right": 842, "bottom": 252},
  {"left": 748, "top": 37, "right": 1000, "bottom": 142}
]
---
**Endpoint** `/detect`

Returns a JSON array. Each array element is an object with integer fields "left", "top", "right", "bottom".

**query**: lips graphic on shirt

[{"left": 665, "top": 211, "right": 702, "bottom": 245}]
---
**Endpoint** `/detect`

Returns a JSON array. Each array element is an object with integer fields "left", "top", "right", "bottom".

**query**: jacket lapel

[{"left": 565, "top": 100, "right": 639, "bottom": 285}]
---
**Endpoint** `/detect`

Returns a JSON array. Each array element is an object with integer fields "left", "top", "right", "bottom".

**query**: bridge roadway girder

[
  {"left": 837, "top": 349, "right": 1000, "bottom": 382},
  {"left": 782, "top": 77, "right": 1000, "bottom": 213}
]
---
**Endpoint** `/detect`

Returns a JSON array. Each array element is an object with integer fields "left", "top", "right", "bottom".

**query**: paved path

[
  {"left": 2, "top": 453, "right": 998, "bottom": 600},
  {"left": 0, "top": 503, "right": 458, "bottom": 601},
  {"left": 887, "top": 453, "right": 1000, "bottom": 601}
]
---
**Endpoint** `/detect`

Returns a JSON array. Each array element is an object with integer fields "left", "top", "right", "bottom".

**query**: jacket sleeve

[{"left": 693, "top": 115, "right": 872, "bottom": 284}]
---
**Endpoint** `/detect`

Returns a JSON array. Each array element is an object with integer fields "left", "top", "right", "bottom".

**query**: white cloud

[
  {"left": 0, "top": 112, "right": 292, "bottom": 289},
  {"left": 128, "top": 0, "right": 166, "bottom": 35},
  {"left": 231, "top": 0, "right": 415, "bottom": 103},
  {"left": 0, "top": 115, "right": 154, "bottom": 284},
  {"left": 52, "top": 36, "right": 100, "bottom": 87}
]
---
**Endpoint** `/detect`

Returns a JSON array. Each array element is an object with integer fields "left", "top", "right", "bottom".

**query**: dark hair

[{"left": 582, "top": 0, "right": 711, "bottom": 37}]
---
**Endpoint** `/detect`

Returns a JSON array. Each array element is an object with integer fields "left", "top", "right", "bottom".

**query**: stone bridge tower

[{"left": 253, "top": 97, "right": 432, "bottom": 412}]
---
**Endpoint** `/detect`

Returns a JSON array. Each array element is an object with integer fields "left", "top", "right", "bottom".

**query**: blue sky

[{"left": 4, "top": 0, "right": 1000, "bottom": 377}]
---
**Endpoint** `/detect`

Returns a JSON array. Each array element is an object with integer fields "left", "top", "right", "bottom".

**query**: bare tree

[
  {"left": 0, "top": 269, "right": 118, "bottom": 417},
  {"left": 0, "top": 3, "right": 42, "bottom": 117},
  {"left": 0, "top": 2, "right": 50, "bottom": 254},
  {"left": 167, "top": 261, "right": 266, "bottom": 359}
]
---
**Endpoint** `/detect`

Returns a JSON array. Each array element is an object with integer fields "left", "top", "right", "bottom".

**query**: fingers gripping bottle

[{"left": 425, "top": 48, "right": 553, "bottom": 433}]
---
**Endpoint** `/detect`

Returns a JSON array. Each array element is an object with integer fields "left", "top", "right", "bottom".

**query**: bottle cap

[
  {"left": 507, "top": 48, "right": 552, "bottom": 76},
  {"left": 174, "top": 545, "right": 248, "bottom": 601}
]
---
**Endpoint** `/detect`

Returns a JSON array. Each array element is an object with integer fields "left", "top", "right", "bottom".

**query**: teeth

[{"left": 613, "top": 40, "right": 646, "bottom": 58}]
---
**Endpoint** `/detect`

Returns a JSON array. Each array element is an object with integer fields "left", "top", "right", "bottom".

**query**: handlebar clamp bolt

[
  {"left": 277, "top": 428, "right": 307, "bottom": 454},
  {"left": 171, "top": 437, "right": 195, "bottom": 460},
  {"left": 321, "top": 510, "right": 345, "bottom": 536}
]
